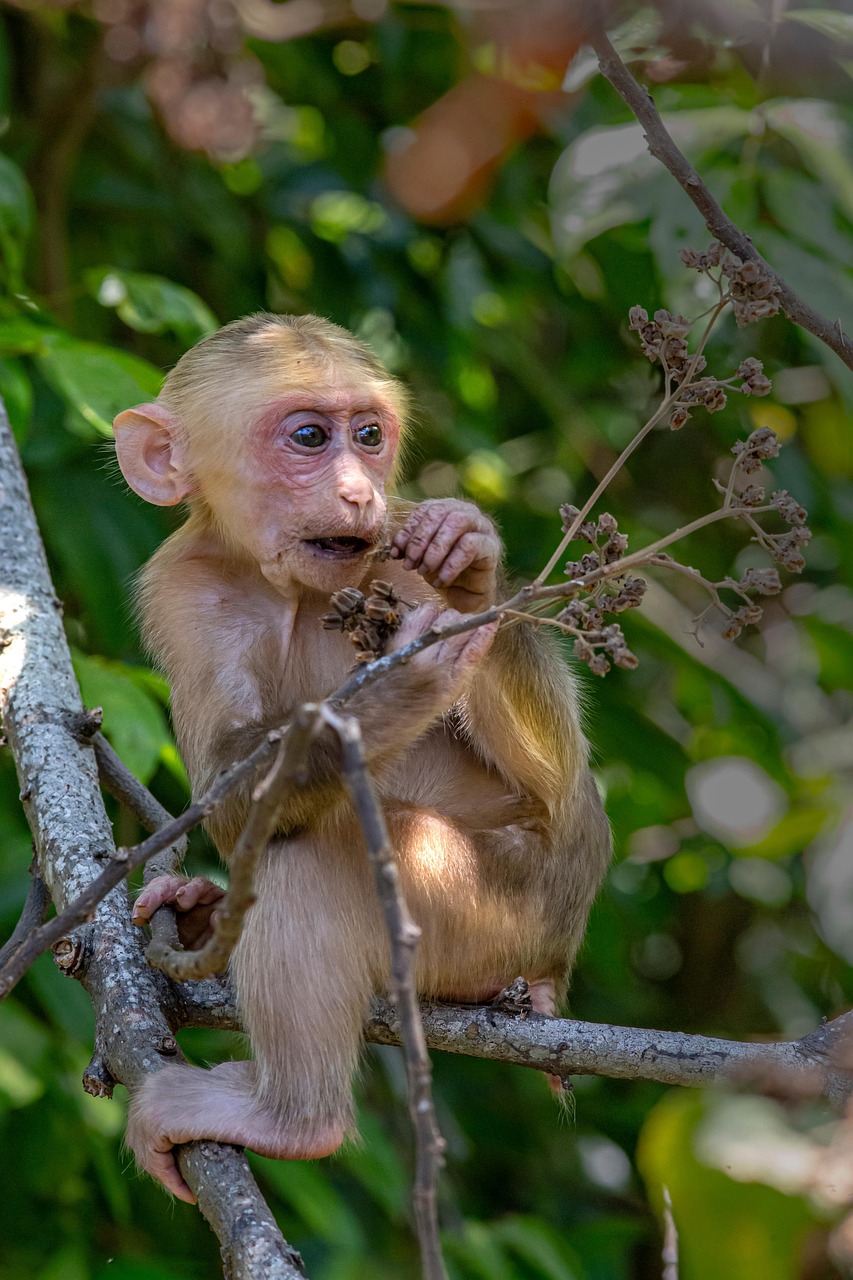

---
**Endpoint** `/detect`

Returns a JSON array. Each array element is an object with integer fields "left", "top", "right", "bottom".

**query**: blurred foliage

[{"left": 1, "top": 0, "right": 853, "bottom": 1276}]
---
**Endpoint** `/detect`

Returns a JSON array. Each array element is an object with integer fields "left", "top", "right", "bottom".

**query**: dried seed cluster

[
  {"left": 628, "top": 281, "right": 774, "bottom": 432},
  {"left": 681, "top": 242, "right": 782, "bottom": 324},
  {"left": 731, "top": 425, "right": 781, "bottom": 473},
  {"left": 628, "top": 306, "right": 700, "bottom": 380},
  {"left": 552, "top": 510, "right": 645, "bottom": 675},
  {"left": 321, "top": 580, "right": 408, "bottom": 663}
]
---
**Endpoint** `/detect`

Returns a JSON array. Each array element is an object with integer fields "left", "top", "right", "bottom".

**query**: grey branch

[
  {"left": 588, "top": 23, "right": 853, "bottom": 372},
  {"left": 0, "top": 402, "right": 305, "bottom": 1280},
  {"left": 171, "top": 981, "right": 853, "bottom": 1108}
]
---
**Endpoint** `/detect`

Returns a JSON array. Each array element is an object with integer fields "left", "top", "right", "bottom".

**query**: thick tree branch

[
  {"left": 0, "top": 402, "right": 305, "bottom": 1280},
  {"left": 587, "top": 22, "right": 853, "bottom": 372}
]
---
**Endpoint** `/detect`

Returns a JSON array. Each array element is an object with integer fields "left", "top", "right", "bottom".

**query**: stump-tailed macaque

[{"left": 115, "top": 313, "right": 611, "bottom": 1203}]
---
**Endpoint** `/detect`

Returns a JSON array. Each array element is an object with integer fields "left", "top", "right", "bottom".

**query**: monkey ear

[{"left": 113, "top": 403, "right": 195, "bottom": 507}]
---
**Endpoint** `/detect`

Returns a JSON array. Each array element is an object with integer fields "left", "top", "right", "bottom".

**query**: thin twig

[
  {"left": 322, "top": 706, "right": 447, "bottom": 1280},
  {"left": 0, "top": 728, "right": 283, "bottom": 998},
  {"left": 536, "top": 294, "right": 730, "bottom": 583},
  {"left": 147, "top": 707, "right": 321, "bottom": 981},
  {"left": 587, "top": 23, "right": 853, "bottom": 371},
  {"left": 92, "top": 730, "right": 186, "bottom": 950},
  {"left": 0, "top": 859, "right": 51, "bottom": 969}
]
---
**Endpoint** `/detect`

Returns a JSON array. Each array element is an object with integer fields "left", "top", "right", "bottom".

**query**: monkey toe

[{"left": 146, "top": 1147, "right": 197, "bottom": 1204}]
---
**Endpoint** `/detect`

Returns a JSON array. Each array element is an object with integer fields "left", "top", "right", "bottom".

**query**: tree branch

[
  {"left": 0, "top": 857, "right": 50, "bottom": 969},
  {"left": 587, "top": 22, "right": 853, "bottom": 372},
  {"left": 0, "top": 400, "right": 305, "bottom": 1280},
  {"left": 170, "top": 981, "right": 853, "bottom": 1109},
  {"left": 323, "top": 707, "right": 447, "bottom": 1280}
]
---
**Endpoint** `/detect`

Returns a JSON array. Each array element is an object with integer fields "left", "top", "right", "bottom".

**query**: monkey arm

[
  {"left": 198, "top": 660, "right": 448, "bottom": 853},
  {"left": 460, "top": 620, "right": 590, "bottom": 822},
  {"left": 179, "top": 607, "right": 498, "bottom": 857}
]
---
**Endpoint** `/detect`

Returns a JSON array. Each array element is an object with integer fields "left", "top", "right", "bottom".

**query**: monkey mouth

[{"left": 303, "top": 536, "right": 373, "bottom": 560}]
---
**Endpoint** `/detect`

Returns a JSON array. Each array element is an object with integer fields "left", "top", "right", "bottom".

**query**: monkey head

[{"left": 113, "top": 314, "right": 409, "bottom": 596}]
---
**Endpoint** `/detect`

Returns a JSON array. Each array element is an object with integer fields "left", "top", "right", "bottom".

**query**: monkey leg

[
  {"left": 230, "top": 835, "right": 381, "bottom": 1154},
  {"left": 127, "top": 1059, "right": 344, "bottom": 1203},
  {"left": 128, "top": 835, "right": 380, "bottom": 1201}
]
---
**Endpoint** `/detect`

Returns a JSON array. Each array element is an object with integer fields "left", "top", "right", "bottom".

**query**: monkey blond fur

[{"left": 114, "top": 313, "right": 611, "bottom": 1203}]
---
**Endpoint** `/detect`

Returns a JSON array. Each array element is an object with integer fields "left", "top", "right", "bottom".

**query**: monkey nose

[{"left": 338, "top": 475, "right": 376, "bottom": 512}]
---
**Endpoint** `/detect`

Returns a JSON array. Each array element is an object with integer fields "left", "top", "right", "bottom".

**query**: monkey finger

[
  {"left": 175, "top": 878, "right": 226, "bottom": 911},
  {"left": 416, "top": 515, "right": 481, "bottom": 577},
  {"left": 433, "top": 622, "right": 498, "bottom": 678},
  {"left": 390, "top": 504, "right": 428, "bottom": 559},
  {"left": 396, "top": 507, "right": 455, "bottom": 572},
  {"left": 390, "top": 601, "right": 441, "bottom": 649},
  {"left": 432, "top": 531, "right": 499, "bottom": 588},
  {"left": 133, "top": 875, "right": 191, "bottom": 923}
]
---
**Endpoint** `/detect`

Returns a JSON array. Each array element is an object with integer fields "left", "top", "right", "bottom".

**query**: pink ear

[{"left": 113, "top": 403, "right": 195, "bottom": 507}]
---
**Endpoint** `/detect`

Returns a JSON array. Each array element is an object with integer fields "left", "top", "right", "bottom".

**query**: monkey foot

[{"left": 128, "top": 1061, "right": 346, "bottom": 1204}]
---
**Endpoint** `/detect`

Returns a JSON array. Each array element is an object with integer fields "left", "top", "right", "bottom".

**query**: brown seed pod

[{"left": 330, "top": 587, "right": 366, "bottom": 616}]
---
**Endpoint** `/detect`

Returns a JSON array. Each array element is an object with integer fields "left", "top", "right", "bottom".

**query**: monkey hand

[
  {"left": 390, "top": 603, "right": 498, "bottom": 709},
  {"left": 390, "top": 498, "right": 501, "bottom": 612},
  {"left": 132, "top": 875, "right": 226, "bottom": 950}
]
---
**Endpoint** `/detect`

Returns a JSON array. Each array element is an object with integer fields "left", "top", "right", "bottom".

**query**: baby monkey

[{"left": 114, "top": 313, "right": 611, "bottom": 1202}]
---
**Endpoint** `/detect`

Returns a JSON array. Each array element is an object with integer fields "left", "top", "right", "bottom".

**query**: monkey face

[
  {"left": 114, "top": 331, "right": 404, "bottom": 597},
  {"left": 199, "top": 381, "right": 400, "bottom": 596}
]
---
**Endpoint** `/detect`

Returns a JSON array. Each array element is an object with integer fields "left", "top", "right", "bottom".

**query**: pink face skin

[{"left": 200, "top": 382, "right": 401, "bottom": 597}]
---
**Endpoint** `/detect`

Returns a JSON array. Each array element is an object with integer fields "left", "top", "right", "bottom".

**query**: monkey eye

[
  {"left": 291, "top": 423, "right": 328, "bottom": 449},
  {"left": 355, "top": 422, "right": 383, "bottom": 448}
]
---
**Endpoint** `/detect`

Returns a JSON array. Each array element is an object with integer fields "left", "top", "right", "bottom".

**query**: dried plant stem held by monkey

[{"left": 116, "top": 313, "right": 611, "bottom": 1205}]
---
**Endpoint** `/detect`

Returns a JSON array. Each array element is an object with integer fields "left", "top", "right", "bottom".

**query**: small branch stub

[{"left": 52, "top": 930, "right": 90, "bottom": 976}]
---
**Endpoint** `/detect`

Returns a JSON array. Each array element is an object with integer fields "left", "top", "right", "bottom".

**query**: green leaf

[
  {"left": 339, "top": 1109, "right": 409, "bottom": 1219},
  {"left": 446, "top": 1221, "right": 516, "bottom": 1280},
  {"left": 72, "top": 653, "right": 174, "bottom": 784},
  {"left": 0, "top": 316, "right": 60, "bottom": 355},
  {"left": 0, "top": 356, "right": 32, "bottom": 444},
  {"left": 785, "top": 9, "right": 853, "bottom": 44},
  {"left": 637, "top": 1091, "right": 816, "bottom": 1280},
  {"left": 494, "top": 1215, "right": 585, "bottom": 1279},
  {"left": 765, "top": 100, "right": 853, "bottom": 224},
  {"left": 0, "top": 153, "right": 33, "bottom": 289},
  {"left": 85, "top": 267, "right": 218, "bottom": 344},
  {"left": 36, "top": 334, "right": 162, "bottom": 438},
  {"left": 550, "top": 108, "right": 752, "bottom": 259},
  {"left": 250, "top": 1156, "right": 366, "bottom": 1250},
  {"left": 761, "top": 168, "right": 853, "bottom": 268}
]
